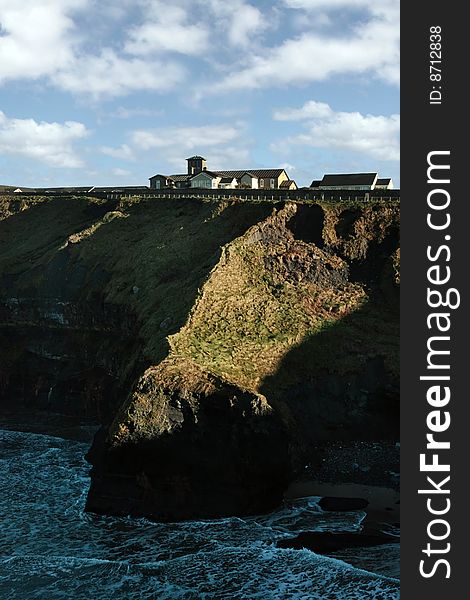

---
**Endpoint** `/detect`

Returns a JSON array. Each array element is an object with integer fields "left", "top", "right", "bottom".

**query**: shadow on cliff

[{"left": 258, "top": 297, "right": 399, "bottom": 464}]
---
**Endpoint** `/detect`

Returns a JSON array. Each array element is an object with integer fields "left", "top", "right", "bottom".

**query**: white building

[
  {"left": 218, "top": 176, "right": 238, "bottom": 189},
  {"left": 190, "top": 170, "right": 221, "bottom": 189},
  {"left": 239, "top": 172, "right": 259, "bottom": 189},
  {"left": 317, "top": 173, "right": 378, "bottom": 190},
  {"left": 375, "top": 178, "right": 394, "bottom": 190}
]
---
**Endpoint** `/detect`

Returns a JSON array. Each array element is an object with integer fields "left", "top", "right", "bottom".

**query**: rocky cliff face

[{"left": 0, "top": 195, "right": 399, "bottom": 520}]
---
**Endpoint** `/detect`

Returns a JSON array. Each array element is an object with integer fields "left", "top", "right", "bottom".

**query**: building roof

[
  {"left": 309, "top": 180, "right": 322, "bottom": 188},
  {"left": 190, "top": 170, "right": 219, "bottom": 179},
  {"left": 186, "top": 155, "right": 206, "bottom": 161},
  {"left": 320, "top": 173, "right": 378, "bottom": 187},
  {"left": 150, "top": 167, "right": 287, "bottom": 184},
  {"left": 219, "top": 176, "right": 236, "bottom": 183},
  {"left": 214, "top": 168, "right": 286, "bottom": 179},
  {"left": 280, "top": 179, "right": 296, "bottom": 189},
  {"left": 376, "top": 178, "right": 393, "bottom": 185},
  {"left": 167, "top": 174, "right": 191, "bottom": 182},
  {"left": 150, "top": 173, "right": 191, "bottom": 182}
]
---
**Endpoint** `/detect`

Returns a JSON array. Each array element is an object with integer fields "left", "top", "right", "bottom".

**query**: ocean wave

[{"left": 0, "top": 429, "right": 399, "bottom": 599}]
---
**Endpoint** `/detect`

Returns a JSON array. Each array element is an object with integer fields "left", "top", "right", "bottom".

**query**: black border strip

[{"left": 401, "top": 2, "right": 466, "bottom": 596}]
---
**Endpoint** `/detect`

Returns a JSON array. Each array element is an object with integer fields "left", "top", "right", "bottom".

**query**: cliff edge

[{"left": 0, "top": 195, "right": 399, "bottom": 519}]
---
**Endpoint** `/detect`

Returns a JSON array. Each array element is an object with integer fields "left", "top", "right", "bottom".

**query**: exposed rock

[
  {"left": 86, "top": 358, "right": 290, "bottom": 520},
  {"left": 0, "top": 195, "right": 400, "bottom": 520}
]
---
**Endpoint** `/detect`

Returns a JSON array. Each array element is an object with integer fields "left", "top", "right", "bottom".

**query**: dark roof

[
  {"left": 150, "top": 173, "right": 191, "bottom": 182},
  {"left": 376, "top": 178, "right": 392, "bottom": 185},
  {"left": 309, "top": 180, "right": 322, "bottom": 188},
  {"left": 320, "top": 173, "right": 377, "bottom": 186},
  {"left": 190, "top": 170, "right": 219, "bottom": 179},
  {"left": 168, "top": 174, "right": 191, "bottom": 182},
  {"left": 219, "top": 176, "right": 236, "bottom": 183},
  {"left": 280, "top": 179, "right": 296, "bottom": 188},
  {"left": 186, "top": 155, "right": 206, "bottom": 161},
  {"left": 214, "top": 168, "right": 286, "bottom": 179},
  {"left": 151, "top": 167, "right": 287, "bottom": 183}
]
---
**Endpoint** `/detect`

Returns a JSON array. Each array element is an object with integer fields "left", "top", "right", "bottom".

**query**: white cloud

[
  {"left": 272, "top": 101, "right": 399, "bottom": 161},
  {"left": 125, "top": 3, "right": 209, "bottom": 56},
  {"left": 273, "top": 100, "right": 333, "bottom": 120},
  {"left": 282, "top": 0, "right": 397, "bottom": 17},
  {"left": 0, "top": 111, "right": 89, "bottom": 167},
  {"left": 209, "top": 0, "right": 399, "bottom": 92},
  {"left": 131, "top": 124, "right": 241, "bottom": 152},
  {"left": 205, "top": 0, "right": 264, "bottom": 47},
  {"left": 0, "top": 0, "right": 87, "bottom": 82},
  {"left": 0, "top": 0, "right": 186, "bottom": 98},
  {"left": 228, "top": 4, "right": 263, "bottom": 47},
  {"left": 54, "top": 49, "right": 186, "bottom": 99},
  {"left": 100, "top": 144, "right": 135, "bottom": 160},
  {"left": 129, "top": 122, "right": 252, "bottom": 172},
  {"left": 214, "top": 30, "right": 398, "bottom": 91}
]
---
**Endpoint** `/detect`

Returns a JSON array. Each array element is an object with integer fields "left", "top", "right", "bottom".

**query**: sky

[{"left": 0, "top": 0, "right": 399, "bottom": 188}]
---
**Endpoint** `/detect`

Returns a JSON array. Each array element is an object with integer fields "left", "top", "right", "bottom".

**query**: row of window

[
  {"left": 153, "top": 177, "right": 277, "bottom": 189},
  {"left": 259, "top": 179, "right": 275, "bottom": 188}
]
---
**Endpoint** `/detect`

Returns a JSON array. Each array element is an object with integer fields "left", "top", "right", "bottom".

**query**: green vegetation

[{"left": 0, "top": 193, "right": 399, "bottom": 426}]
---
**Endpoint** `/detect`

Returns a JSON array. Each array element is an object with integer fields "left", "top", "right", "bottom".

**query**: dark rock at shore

[
  {"left": 319, "top": 496, "right": 369, "bottom": 511},
  {"left": 277, "top": 530, "right": 399, "bottom": 553},
  {"left": 85, "top": 359, "right": 291, "bottom": 521}
]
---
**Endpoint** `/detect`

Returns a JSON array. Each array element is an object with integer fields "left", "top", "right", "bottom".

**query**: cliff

[{"left": 0, "top": 195, "right": 399, "bottom": 520}]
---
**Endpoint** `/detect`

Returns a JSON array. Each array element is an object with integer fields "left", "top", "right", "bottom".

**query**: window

[
  {"left": 270, "top": 179, "right": 275, "bottom": 188},
  {"left": 260, "top": 179, "right": 265, "bottom": 187}
]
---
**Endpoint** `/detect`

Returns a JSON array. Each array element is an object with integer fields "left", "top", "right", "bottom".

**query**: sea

[{"left": 0, "top": 429, "right": 399, "bottom": 599}]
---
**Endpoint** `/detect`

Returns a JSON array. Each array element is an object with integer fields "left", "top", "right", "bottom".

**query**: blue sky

[{"left": 0, "top": 0, "right": 399, "bottom": 188}]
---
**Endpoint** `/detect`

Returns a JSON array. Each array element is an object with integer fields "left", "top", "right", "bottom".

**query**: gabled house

[
  {"left": 253, "top": 169, "right": 289, "bottom": 189},
  {"left": 218, "top": 176, "right": 238, "bottom": 189},
  {"left": 149, "top": 173, "right": 192, "bottom": 189},
  {"left": 239, "top": 172, "right": 259, "bottom": 189},
  {"left": 318, "top": 173, "right": 378, "bottom": 190},
  {"left": 190, "top": 170, "right": 221, "bottom": 189},
  {"left": 280, "top": 179, "right": 298, "bottom": 190},
  {"left": 375, "top": 178, "right": 394, "bottom": 190},
  {"left": 215, "top": 168, "right": 289, "bottom": 189},
  {"left": 149, "top": 174, "right": 176, "bottom": 189}
]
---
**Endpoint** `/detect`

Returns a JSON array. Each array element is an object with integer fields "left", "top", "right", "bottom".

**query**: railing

[{"left": 0, "top": 188, "right": 400, "bottom": 203}]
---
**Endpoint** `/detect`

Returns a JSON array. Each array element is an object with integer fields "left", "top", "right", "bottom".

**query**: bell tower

[{"left": 186, "top": 155, "right": 207, "bottom": 175}]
